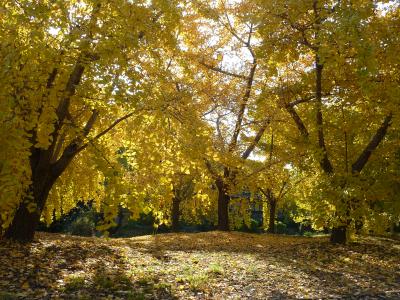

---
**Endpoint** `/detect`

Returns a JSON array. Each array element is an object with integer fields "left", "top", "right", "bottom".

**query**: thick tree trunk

[
  {"left": 216, "top": 178, "right": 230, "bottom": 231},
  {"left": 330, "top": 226, "right": 348, "bottom": 244},
  {"left": 5, "top": 143, "right": 74, "bottom": 241},
  {"left": 4, "top": 173, "right": 54, "bottom": 242},
  {"left": 171, "top": 196, "right": 181, "bottom": 232},
  {"left": 3, "top": 7, "right": 108, "bottom": 242},
  {"left": 330, "top": 197, "right": 350, "bottom": 244},
  {"left": 4, "top": 200, "right": 41, "bottom": 242},
  {"left": 4, "top": 106, "right": 126, "bottom": 242},
  {"left": 267, "top": 198, "right": 277, "bottom": 234}
]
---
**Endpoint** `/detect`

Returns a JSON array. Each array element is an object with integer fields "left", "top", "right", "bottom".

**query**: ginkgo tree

[
  {"left": 114, "top": 97, "right": 216, "bottom": 231},
  {"left": 0, "top": 0, "right": 181, "bottom": 241},
  {"left": 1, "top": 0, "right": 399, "bottom": 245},
  {"left": 255, "top": 0, "right": 399, "bottom": 243},
  {"left": 180, "top": 0, "right": 276, "bottom": 230}
]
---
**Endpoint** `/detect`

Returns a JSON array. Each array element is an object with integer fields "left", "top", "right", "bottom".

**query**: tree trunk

[
  {"left": 4, "top": 173, "right": 54, "bottom": 242},
  {"left": 330, "top": 226, "right": 347, "bottom": 244},
  {"left": 4, "top": 200, "right": 41, "bottom": 242},
  {"left": 267, "top": 198, "right": 277, "bottom": 234},
  {"left": 108, "top": 206, "right": 124, "bottom": 235},
  {"left": 216, "top": 178, "right": 230, "bottom": 231},
  {"left": 171, "top": 196, "right": 181, "bottom": 232},
  {"left": 330, "top": 197, "right": 353, "bottom": 244},
  {"left": 351, "top": 198, "right": 364, "bottom": 234},
  {"left": 355, "top": 219, "right": 363, "bottom": 234},
  {"left": 5, "top": 144, "right": 74, "bottom": 242},
  {"left": 3, "top": 14, "right": 110, "bottom": 242}
]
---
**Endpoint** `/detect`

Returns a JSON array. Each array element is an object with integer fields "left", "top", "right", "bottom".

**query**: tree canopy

[{"left": 1, "top": 0, "right": 399, "bottom": 244}]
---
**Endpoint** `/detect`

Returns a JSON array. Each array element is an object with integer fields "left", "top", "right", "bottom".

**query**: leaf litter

[{"left": 0, "top": 232, "right": 399, "bottom": 299}]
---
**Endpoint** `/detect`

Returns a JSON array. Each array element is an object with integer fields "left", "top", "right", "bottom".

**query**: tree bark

[
  {"left": 267, "top": 197, "right": 277, "bottom": 234},
  {"left": 4, "top": 201, "right": 40, "bottom": 242},
  {"left": 330, "top": 226, "right": 347, "bottom": 244},
  {"left": 4, "top": 128, "right": 82, "bottom": 241},
  {"left": 315, "top": 61, "right": 334, "bottom": 174},
  {"left": 352, "top": 113, "right": 393, "bottom": 173},
  {"left": 216, "top": 178, "right": 230, "bottom": 231},
  {"left": 171, "top": 196, "right": 181, "bottom": 232},
  {"left": 259, "top": 188, "right": 277, "bottom": 234},
  {"left": 4, "top": 165, "right": 56, "bottom": 242}
]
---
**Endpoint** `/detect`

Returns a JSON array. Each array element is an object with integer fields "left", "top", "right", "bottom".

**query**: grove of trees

[{"left": 1, "top": 0, "right": 399, "bottom": 244}]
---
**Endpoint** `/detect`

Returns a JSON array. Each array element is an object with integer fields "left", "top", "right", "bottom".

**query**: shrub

[
  {"left": 276, "top": 221, "right": 287, "bottom": 234},
  {"left": 303, "top": 231, "right": 314, "bottom": 237},
  {"left": 68, "top": 211, "right": 96, "bottom": 236}
]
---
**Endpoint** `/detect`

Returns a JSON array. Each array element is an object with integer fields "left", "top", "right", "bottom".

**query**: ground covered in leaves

[{"left": 0, "top": 232, "right": 399, "bottom": 299}]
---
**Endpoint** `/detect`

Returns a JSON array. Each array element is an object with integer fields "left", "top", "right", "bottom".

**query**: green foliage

[
  {"left": 303, "top": 231, "right": 314, "bottom": 237},
  {"left": 207, "top": 263, "right": 224, "bottom": 276},
  {"left": 137, "top": 274, "right": 157, "bottom": 286},
  {"left": 0, "top": 292, "right": 18, "bottom": 300},
  {"left": 93, "top": 274, "right": 114, "bottom": 289},
  {"left": 67, "top": 211, "right": 96, "bottom": 237},
  {"left": 275, "top": 221, "right": 287, "bottom": 234},
  {"left": 185, "top": 274, "right": 208, "bottom": 291},
  {"left": 64, "top": 275, "right": 86, "bottom": 291},
  {"left": 126, "top": 292, "right": 146, "bottom": 300}
]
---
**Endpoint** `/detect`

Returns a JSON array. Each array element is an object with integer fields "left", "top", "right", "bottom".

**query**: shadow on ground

[{"left": 0, "top": 232, "right": 399, "bottom": 299}]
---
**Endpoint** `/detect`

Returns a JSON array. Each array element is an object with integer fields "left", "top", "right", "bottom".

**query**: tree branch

[
  {"left": 223, "top": 12, "right": 248, "bottom": 46},
  {"left": 199, "top": 61, "right": 248, "bottom": 80},
  {"left": 284, "top": 104, "right": 309, "bottom": 137},
  {"left": 46, "top": 68, "right": 58, "bottom": 89},
  {"left": 50, "top": 131, "right": 66, "bottom": 163},
  {"left": 352, "top": 113, "right": 393, "bottom": 173},
  {"left": 49, "top": 3, "right": 102, "bottom": 155},
  {"left": 277, "top": 181, "right": 288, "bottom": 201},
  {"left": 287, "top": 95, "right": 315, "bottom": 107},
  {"left": 76, "top": 111, "right": 135, "bottom": 153},
  {"left": 228, "top": 61, "right": 257, "bottom": 151},
  {"left": 216, "top": 114, "right": 225, "bottom": 146},
  {"left": 82, "top": 109, "right": 99, "bottom": 136},
  {"left": 51, "top": 111, "right": 134, "bottom": 177},
  {"left": 204, "top": 159, "right": 219, "bottom": 180},
  {"left": 241, "top": 119, "right": 270, "bottom": 159},
  {"left": 315, "top": 63, "right": 333, "bottom": 174},
  {"left": 222, "top": 11, "right": 256, "bottom": 58}
]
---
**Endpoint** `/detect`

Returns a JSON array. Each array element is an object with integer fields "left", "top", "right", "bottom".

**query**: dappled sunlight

[
  {"left": 1, "top": 0, "right": 399, "bottom": 298},
  {"left": 1, "top": 232, "right": 398, "bottom": 299},
  {"left": 121, "top": 231, "right": 321, "bottom": 253}
]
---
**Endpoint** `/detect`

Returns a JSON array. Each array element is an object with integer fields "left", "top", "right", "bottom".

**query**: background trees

[
  {"left": 256, "top": 0, "right": 399, "bottom": 242},
  {"left": 180, "top": 0, "right": 275, "bottom": 230}
]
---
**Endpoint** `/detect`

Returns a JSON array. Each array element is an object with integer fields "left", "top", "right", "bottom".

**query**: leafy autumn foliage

[{"left": 0, "top": 0, "right": 399, "bottom": 246}]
